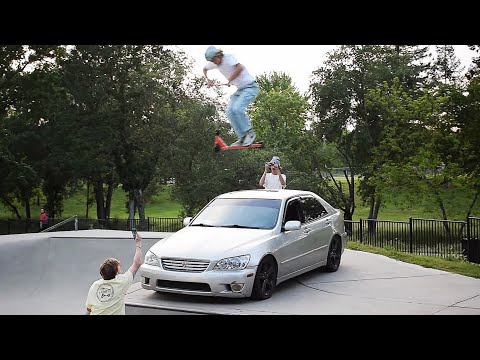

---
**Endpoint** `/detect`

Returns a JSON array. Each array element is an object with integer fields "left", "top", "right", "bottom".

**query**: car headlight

[
  {"left": 213, "top": 255, "right": 250, "bottom": 271},
  {"left": 145, "top": 250, "right": 160, "bottom": 267}
]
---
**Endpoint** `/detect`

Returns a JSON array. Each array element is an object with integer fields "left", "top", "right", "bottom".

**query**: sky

[{"left": 177, "top": 45, "right": 478, "bottom": 95}]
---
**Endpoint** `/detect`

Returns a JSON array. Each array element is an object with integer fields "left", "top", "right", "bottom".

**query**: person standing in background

[
  {"left": 259, "top": 156, "right": 286, "bottom": 190},
  {"left": 39, "top": 208, "right": 49, "bottom": 231}
]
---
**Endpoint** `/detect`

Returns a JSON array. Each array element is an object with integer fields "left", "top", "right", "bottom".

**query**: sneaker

[
  {"left": 230, "top": 136, "right": 245, "bottom": 147},
  {"left": 242, "top": 129, "right": 256, "bottom": 146}
]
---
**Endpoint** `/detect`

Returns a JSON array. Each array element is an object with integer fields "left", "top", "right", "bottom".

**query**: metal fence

[
  {"left": 3, "top": 214, "right": 479, "bottom": 264},
  {"left": 345, "top": 217, "right": 480, "bottom": 263},
  {"left": 0, "top": 216, "right": 184, "bottom": 235}
]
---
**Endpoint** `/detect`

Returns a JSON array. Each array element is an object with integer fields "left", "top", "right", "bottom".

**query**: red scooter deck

[{"left": 214, "top": 134, "right": 264, "bottom": 152}]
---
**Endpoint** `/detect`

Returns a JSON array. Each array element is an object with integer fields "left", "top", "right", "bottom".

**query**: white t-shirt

[
  {"left": 204, "top": 54, "right": 255, "bottom": 89},
  {"left": 86, "top": 270, "right": 134, "bottom": 315},
  {"left": 263, "top": 173, "right": 286, "bottom": 190}
]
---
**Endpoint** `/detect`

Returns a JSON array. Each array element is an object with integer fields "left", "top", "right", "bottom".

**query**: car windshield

[{"left": 190, "top": 198, "right": 281, "bottom": 230}]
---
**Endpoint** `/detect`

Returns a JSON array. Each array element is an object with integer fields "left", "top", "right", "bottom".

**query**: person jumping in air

[{"left": 203, "top": 46, "right": 259, "bottom": 147}]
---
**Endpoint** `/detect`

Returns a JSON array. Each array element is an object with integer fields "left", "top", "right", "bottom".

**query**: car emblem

[{"left": 182, "top": 261, "right": 187, "bottom": 268}]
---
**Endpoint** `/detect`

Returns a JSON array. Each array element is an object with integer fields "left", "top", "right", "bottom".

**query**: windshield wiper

[
  {"left": 219, "top": 224, "right": 260, "bottom": 229},
  {"left": 190, "top": 223, "right": 215, "bottom": 227}
]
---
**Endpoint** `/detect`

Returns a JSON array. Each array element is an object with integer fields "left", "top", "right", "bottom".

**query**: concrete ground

[
  {"left": 1, "top": 230, "right": 479, "bottom": 315},
  {"left": 0, "top": 230, "right": 166, "bottom": 315}
]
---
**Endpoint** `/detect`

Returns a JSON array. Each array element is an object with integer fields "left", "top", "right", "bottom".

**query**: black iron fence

[
  {"left": 0, "top": 216, "right": 184, "bottom": 235},
  {"left": 3, "top": 214, "right": 479, "bottom": 264},
  {"left": 345, "top": 217, "right": 480, "bottom": 264}
]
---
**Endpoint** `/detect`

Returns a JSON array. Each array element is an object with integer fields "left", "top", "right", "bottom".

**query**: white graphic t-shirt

[
  {"left": 204, "top": 54, "right": 255, "bottom": 89},
  {"left": 264, "top": 173, "right": 286, "bottom": 190},
  {"left": 86, "top": 270, "right": 134, "bottom": 315}
]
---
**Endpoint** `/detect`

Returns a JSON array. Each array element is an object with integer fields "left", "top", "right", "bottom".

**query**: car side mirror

[
  {"left": 284, "top": 220, "right": 301, "bottom": 231},
  {"left": 183, "top": 217, "right": 192, "bottom": 227}
]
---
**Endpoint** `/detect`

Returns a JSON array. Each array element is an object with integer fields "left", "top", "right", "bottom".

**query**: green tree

[
  {"left": 253, "top": 71, "right": 307, "bottom": 152},
  {"left": 309, "top": 45, "right": 431, "bottom": 221},
  {"left": 0, "top": 45, "right": 70, "bottom": 218},
  {"left": 454, "top": 72, "right": 480, "bottom": 217},
  {"left": 251, "top": 71, "right": 353, "bottom": 217},
  {"left": 429, "top": 45, "right": 464, "bottom": 85},
  {"left": 366, "top": 78, "right": 477, "bottom": 227},
  {"left": 59, "top": 45, "right": 191, "bottom": 225}
]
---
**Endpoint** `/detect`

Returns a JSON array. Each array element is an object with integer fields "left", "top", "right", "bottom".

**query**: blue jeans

[{"left": 226, "top": 82, "right": 259, "bottom": 139}]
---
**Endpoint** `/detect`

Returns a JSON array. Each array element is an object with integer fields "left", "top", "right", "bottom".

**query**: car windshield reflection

[{"left": 190, "top": 198, "right": 281, "bottom": 230}]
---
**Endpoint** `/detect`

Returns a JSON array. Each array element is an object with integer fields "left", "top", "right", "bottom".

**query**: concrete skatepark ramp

[
  {"left": 0, "top": 230, "right": 164, "bottom": 315},
  {"left": 1, "top": 230, "right": 480, "bottom": 315}
]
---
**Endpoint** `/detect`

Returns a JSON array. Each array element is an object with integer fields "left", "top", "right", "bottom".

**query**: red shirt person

[{"left": 40, "top": 208, "right": 49, "bottom": 230}]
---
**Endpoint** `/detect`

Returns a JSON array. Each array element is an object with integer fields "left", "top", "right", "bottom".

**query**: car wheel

[
  {"left": 325, "top": 237, "right": 342, "bottom": 272},
  {"left": 250, "top": 256, "right": 277, "bottom": 300}
]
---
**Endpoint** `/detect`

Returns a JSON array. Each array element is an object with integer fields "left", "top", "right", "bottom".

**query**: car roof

[{"left": 216, "top": 189, "right": 316, "bottom": 201}]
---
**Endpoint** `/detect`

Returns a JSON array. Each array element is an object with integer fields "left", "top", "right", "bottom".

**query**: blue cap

[
  {"left": 270, "top": 156, "right": 280, "bottom": 166},
  {"left": 205, "top": 46, "right": 222, "bottom": 61}
]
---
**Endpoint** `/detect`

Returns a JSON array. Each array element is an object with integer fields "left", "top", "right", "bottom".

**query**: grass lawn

[
  {"left": 347, "top": 241, "right": 480, "bottom": 279},
  {"left": 143, "top": 187, "right": 183, "bottom": 218},
  {"left": 328, "top": 177, "right": 480, "bottom": 221},
  {"left": 0, "top": 185, "right": 183, "bottom": 220},
  {"left": 1, "top": 180, "right": 479, "bottom": 222}
]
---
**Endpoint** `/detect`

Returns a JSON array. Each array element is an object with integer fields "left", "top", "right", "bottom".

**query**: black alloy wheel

[
  {"left": 325, "top": 237, "right": 342, "bottom": 272},
  {"left": 251, "top": 257, "right": 277, "bottom": 300}
]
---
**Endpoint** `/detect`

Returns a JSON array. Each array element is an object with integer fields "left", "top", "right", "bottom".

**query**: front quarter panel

[{"left": 332, "top": 210, "right": 347, "bottom": 253}]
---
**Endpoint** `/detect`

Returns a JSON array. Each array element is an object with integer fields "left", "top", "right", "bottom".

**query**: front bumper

[{"left": 140, "top": 264, "right": 258, "bottom": 298}]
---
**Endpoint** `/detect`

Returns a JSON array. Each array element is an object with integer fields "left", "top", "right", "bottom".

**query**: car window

[
  {"left": 191, "top": 198, "right": 282, "bottom": 230},
  {"left": 300, "top": 196, "right": 328, "bottom": 223},
  {"left": 284, "top": 199, "right": 304, "bottom": 224}
]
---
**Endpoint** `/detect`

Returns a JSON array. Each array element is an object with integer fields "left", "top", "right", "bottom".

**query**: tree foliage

[{"left": 1, "top": 45, "right": 480, "bottom": 225}]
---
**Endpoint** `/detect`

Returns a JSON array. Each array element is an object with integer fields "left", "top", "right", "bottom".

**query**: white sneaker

[
  {"left": 242, "top": 130, "right": 256, "bottom": 146},
  {"left": 230, "top": 137, "right": 245, "bottom": 147}
]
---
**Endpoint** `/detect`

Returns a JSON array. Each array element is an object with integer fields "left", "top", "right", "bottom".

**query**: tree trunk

[
  {"left": 367, "top": 195, "right": 381, "bottom": 236},
  {"left": 368, "top": 196, "right": 375, "bottom": 219},
  {"left": 23, "top": 197, "right": 31, "bottom": 219},
  {"left": 459, "top": 190, "right": 479, "bottom": 235},
  {"left": 435, "top": 192, "right": 451, "bottom": 236},
  {"left": 85, "top": 181, "right": 90, "bottom": 218},
  {"left": 128, "top": 190, "right": 136, "bottom": 230},
  {"left": 373, "top": 198, "right": 381, "bottom": 219},
  {"left": 93, "top": 180, "right": 106, "bottom": 220},
  {"left": 1, "top": 195, "right": 22, "bottom": 219},
  {"left": 343, "top": 209, "right": 353, "bottom": 221},
  {"left": 45, "top": 190, "right": 58, "bottom": 219},
  {"left": 105, "top": 180, "right": 114, "bottom": 219},
  {"left": 135, "top": 189, "right": 146, "bottom": 230},
  {"left": 343, "top": 208, "right": 353, "bottom": 235}
]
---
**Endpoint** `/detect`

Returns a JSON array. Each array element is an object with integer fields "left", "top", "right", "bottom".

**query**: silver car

[{"left": 140, "top": 189, "right": 347, "bottom": 300}]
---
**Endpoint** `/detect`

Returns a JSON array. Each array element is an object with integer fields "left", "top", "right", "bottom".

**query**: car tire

[
  {"left": 250, "top": 256, "right": 277, "bottom": 300},
  {"left": 325, "top": 236, "right": 342, "bottom": 272}
]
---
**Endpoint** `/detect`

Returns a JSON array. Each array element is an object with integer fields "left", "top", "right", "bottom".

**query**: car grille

[
  {"left": 156, "top": 280, "right": 211, "bottom": 292},
  {"left": 161, "top": 258, "right": 210, "bottom": 272}
]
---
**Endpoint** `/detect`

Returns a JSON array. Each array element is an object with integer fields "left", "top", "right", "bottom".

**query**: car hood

[{"left": 148, "top": 226, "right": 271, "bottom": 259}]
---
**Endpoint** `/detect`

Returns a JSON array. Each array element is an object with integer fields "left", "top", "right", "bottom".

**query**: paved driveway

[
  {"left": 125, "top": 249, "right": 480, "bottom": 315},
  {"left": 1, "top": 231, "right": 479, "bottom": 315}
]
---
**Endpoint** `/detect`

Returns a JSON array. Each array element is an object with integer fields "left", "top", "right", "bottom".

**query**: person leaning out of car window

[{"left": 259, "top": 156, "right": 286, "bottom": 190}]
